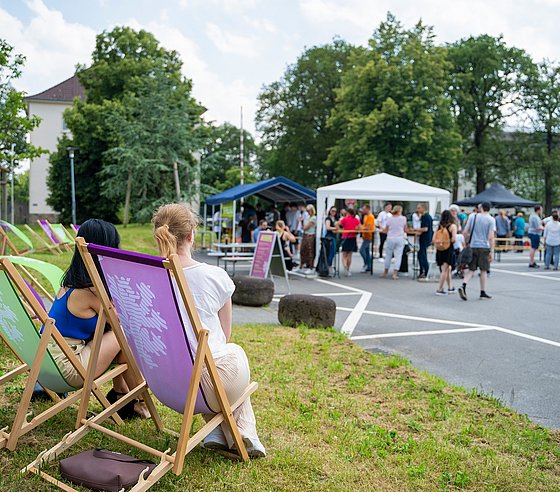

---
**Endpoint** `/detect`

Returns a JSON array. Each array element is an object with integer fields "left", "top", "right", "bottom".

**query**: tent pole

[
  {"left": 203, "top": 204, "right": 207, "bottom": 250},
  {"left": 232, "top": 200, "right": 237, "bottom": 245},
  {"left": 211, "top": 205, "right": 215, "bottom": 250},
  {"left": 218, "top": 204, "right": 223, "bottom": 245}
]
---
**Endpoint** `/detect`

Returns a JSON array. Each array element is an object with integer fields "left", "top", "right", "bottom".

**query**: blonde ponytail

[
  {"left": 152, "top": 203, "right": 199, "bottom": 258},
  {"left": 154, "top": 224, "right": 177, "bottom": 258}
]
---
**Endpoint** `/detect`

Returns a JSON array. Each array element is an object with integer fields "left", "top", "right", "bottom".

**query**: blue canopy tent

[{"left": 205, "top": 177, "right": 316, "bottom": 247}]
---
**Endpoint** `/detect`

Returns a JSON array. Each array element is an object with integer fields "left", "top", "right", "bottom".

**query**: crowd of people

[{"left": 214, "top": 199, "right": 559, "bottom": 298}]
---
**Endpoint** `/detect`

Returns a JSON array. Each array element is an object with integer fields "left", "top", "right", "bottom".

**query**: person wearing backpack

[{"left": 433, "top": 210, "right": 457, "bottom": 295}]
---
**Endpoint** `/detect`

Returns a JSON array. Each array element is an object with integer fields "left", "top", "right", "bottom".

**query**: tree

[
  {"left": 327, "top": 14, "right": 461, "bottom": 189},
  {"left": 448, "top": 35, "right": 533, "bottom": 193},
  {"left": 102, "top": 70, "right": 204, "bottom": 224},
  {"left": 256, "top": 38, "right": 357, "bottom": 187},
  {"left": 200, "top": 122, "right": 260, "bottom": 195},
  {"left": 524, "top": 60, "right": 560, "bottom": 213},
  {"left": 0, "top": 39, "right": 44, "bottom": 166},
  {"left": 47, "top": 27, "right": 203, "bottom": 223}
]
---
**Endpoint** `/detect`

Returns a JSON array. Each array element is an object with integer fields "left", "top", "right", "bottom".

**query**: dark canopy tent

[
  {"left": 455, "top": 183, "right": 539, "bottom": 208},
  {"left": 206, "top": 176, "right": 316, "bottom": 206},
  {"left": 204, "top": 176, "right": 316, "bottom": 247}
]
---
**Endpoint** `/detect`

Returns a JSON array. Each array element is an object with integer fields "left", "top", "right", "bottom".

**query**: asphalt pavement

[{"left": 200, "top": 249, "right": 560, "bottom": 429}]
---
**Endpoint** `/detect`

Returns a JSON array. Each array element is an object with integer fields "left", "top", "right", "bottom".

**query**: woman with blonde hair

[
  {"left": 275, "top": 219, "right": 296, "bottom": 270},
  {"left": 152, "top": 203, "right": 265, "bottom": 458},
  {"left": 299, "top": 204, "right": 317, "bottom": 274}
]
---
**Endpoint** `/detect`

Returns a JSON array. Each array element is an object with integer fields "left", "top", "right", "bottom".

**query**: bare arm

[{"left": 218, "top": 299, "right": 232, "bottom": 342}]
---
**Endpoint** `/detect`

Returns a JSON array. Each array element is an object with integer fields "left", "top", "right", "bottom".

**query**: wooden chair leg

[
  {"left": 6, "top": 321, "right": 55, "bottom": 451},
  {"left": 173, "top": 329, "right": 208, "bottom": 475}
]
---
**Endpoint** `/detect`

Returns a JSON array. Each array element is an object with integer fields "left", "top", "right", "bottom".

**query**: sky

[{"left": 2, "top": 0, "right": 560, "bottom": 135}]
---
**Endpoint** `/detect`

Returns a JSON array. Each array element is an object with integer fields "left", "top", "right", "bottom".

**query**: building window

[{"left": 62, "top": 118, "right": 69, "bottom": 132}]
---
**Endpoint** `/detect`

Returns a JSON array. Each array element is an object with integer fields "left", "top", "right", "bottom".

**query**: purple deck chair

[
  {"left": 37, "top": 219, "right": 62, "bottom": 249},
  {"left": 91, "top": 244, "right": 214, "bottom": 415},
  {"left": 24, "top": 241, "right": 257, "bottom": 489}
]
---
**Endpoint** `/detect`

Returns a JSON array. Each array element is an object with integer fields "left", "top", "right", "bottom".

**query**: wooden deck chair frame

[
  {"left": 3, "top": 255, "right": 65, "bottom": 303},
  {"left": 50, "top": 222, "right": 76, "bottom": 247},
  {"left": 0, "top": 221, "right": 34, "bottom": 256},
  {"left": 37, "top": 219, "right": 72, "bottom": 253},
  {"left": 0, "top": 258, "right": 126, "bottom": 452},
  {"left": 23, "top": 238, "right": 257, "bottom": 491},
  {"left": 23, "top": 224, "right": 61, "bottom": 255}
]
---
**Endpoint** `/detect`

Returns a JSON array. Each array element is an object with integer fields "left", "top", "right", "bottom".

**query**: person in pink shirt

[{"left": 338, "top": 208, "right": 361, "bottom": 276}]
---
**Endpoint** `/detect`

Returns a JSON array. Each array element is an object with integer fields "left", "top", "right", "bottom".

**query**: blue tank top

[{"left": 48, "top": 288, "right": 98, "bottom": 340}]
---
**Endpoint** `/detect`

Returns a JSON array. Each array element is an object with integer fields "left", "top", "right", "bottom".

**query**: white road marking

[
  {"left": 351, "top": 326, "right": 494, "bottom": 340},
  {"left": 312, "top": 277, "right": 371, "bottom": 336},
  {"left": 336, "top": 306, "right": 488, "bottom": 328},
  {"left": 342, "top": 308, "right": 560, "bottom": 349},
  {"left": 494, "top": 327, "right": 560, "bottom": 348},
  {"left": 491, "top": 268, "right": 560, "bottom": 282}
]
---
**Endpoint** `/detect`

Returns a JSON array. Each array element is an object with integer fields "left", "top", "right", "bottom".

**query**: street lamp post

[
  {"left": 68, "top": 147, "right": 77, "bottom": 225},
  {"left": 10, "top": 143, "right": 15, "bottom": 224}
]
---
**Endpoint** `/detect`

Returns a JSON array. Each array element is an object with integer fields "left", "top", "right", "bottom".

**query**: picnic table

[{"left": 210, "top": 242, "right": 256, "bottom": 273}]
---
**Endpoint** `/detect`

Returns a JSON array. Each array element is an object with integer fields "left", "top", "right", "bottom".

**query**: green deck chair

[
  {"left": 0, "top": 220, "right": 34, "bottom": 256},
  {"left": 0, "top": 258, "right": 124, "bottom": 451},
  {"left": 2, "top": 256, "right": 64, "bottom": 302}
]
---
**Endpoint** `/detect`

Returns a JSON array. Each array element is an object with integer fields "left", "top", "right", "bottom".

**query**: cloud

[
  {"left": 126, "top": 18, "right": 259, "bottom": 132},
  {"left": 206, "top": 22, "right": 259, "bottom": 57},
  {"left": 0, "top": 0, "right": 96, "bottom": 95},
  {"left": 298, "top": 0, "right": 560, "bottom": 61},
  {"left": 244, "top": 16, "right": 276, "bottom": 33},
  {"left": 178, "top": 0, "right": 258, "bottom": 12}
]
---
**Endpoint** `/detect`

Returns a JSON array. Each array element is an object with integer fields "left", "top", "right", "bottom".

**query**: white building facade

[{"left": 25, "top": 75, "right": 84, "bottom": 221}]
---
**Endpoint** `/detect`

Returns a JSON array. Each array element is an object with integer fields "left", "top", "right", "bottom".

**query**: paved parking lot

[{"left": 204, "top": 250, "right": 560, "bottom": 429}]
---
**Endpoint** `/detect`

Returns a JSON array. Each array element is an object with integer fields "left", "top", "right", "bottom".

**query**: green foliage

[
  {"left": 326, "top": 14, "right": 462, "bottom": 189},
  {"left": 256, "top": 38, "right": 357, "bottom": 187},
  {"left": 7, "top": 169, "right": 29, "bottom": 203},
  {"left": 448, "top": 34, "right": 534, "bottom": 192},
  {"left": 200, "top": 122, "right": 260, "bottom": 195},
  {"left": 523, "top": 59, "right": 560, "bottom": 212},
  {"left": 101, "top": 69, "right": 204, "bottom": 223},
  {"left": 47, "top": 27, "right": 203, "bottom": 223},
  {"left": 0, "top": 39, "right": 45, "bottom": 167}
]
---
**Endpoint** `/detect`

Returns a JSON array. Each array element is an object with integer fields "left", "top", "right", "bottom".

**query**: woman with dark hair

[
  {"left": 47, "top": 219, "right": 149, "bottom": 418},
  {"left": 433, "top": 210, "right": 457, "bottom": 295},
  {"left": 339, "top": 208, "right": 361, "bottom": 276}
]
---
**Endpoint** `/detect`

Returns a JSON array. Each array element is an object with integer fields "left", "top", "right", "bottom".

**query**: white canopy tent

[{"left": 315, "top": 173, "right": 451, "bottom": 255}]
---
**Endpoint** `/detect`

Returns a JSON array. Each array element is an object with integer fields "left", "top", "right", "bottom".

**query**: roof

[
  {"left": 206, "top": 176, "right": 316, "bottom": 206},
  {"left": 317, "top": 173, "right": 450, "bottom": 199},
  {"left": 25, "top": 75, "right": 85, "bottom": 103},
  {"left": 455, "top": 183, "right": 539, "bottom": 208}
]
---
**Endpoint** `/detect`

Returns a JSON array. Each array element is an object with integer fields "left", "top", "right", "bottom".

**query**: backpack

[{"left": 434, "top": 226, "right": 451, "bottom": 251}]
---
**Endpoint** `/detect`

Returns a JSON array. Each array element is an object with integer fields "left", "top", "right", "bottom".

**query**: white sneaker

[
  {"left": 242, "top": 436, "right": 266, "bottom": 458},
  {"left": 360, "top": 265, "right": 368, "bottom": 273},
  {"left": 346, "top": 270, "right": 352, "bottom": 277},
  {"left": 202, "top": 426, "right": 228, "bottom": 450}
]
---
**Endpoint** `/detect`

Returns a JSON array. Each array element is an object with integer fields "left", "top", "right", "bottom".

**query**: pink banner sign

[{"left": 250, "top": 231, "right": 276, "bottom": 278}]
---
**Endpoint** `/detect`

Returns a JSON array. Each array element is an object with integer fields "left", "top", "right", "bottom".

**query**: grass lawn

[{"left": 0, "top": 224, "right": 559, "bottom": 491}]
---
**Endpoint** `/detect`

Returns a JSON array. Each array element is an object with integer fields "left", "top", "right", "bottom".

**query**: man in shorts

[
  {"left": 528, "top": 205, "right": 544, "bottom": 268},
  {"left": 458, "top": 202, "right": 496, "bottom": 301}
]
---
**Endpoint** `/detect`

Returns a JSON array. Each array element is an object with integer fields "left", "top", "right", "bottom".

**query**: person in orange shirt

[{"left": 360, "top": 204, "right": 375, "bottom": 273}]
